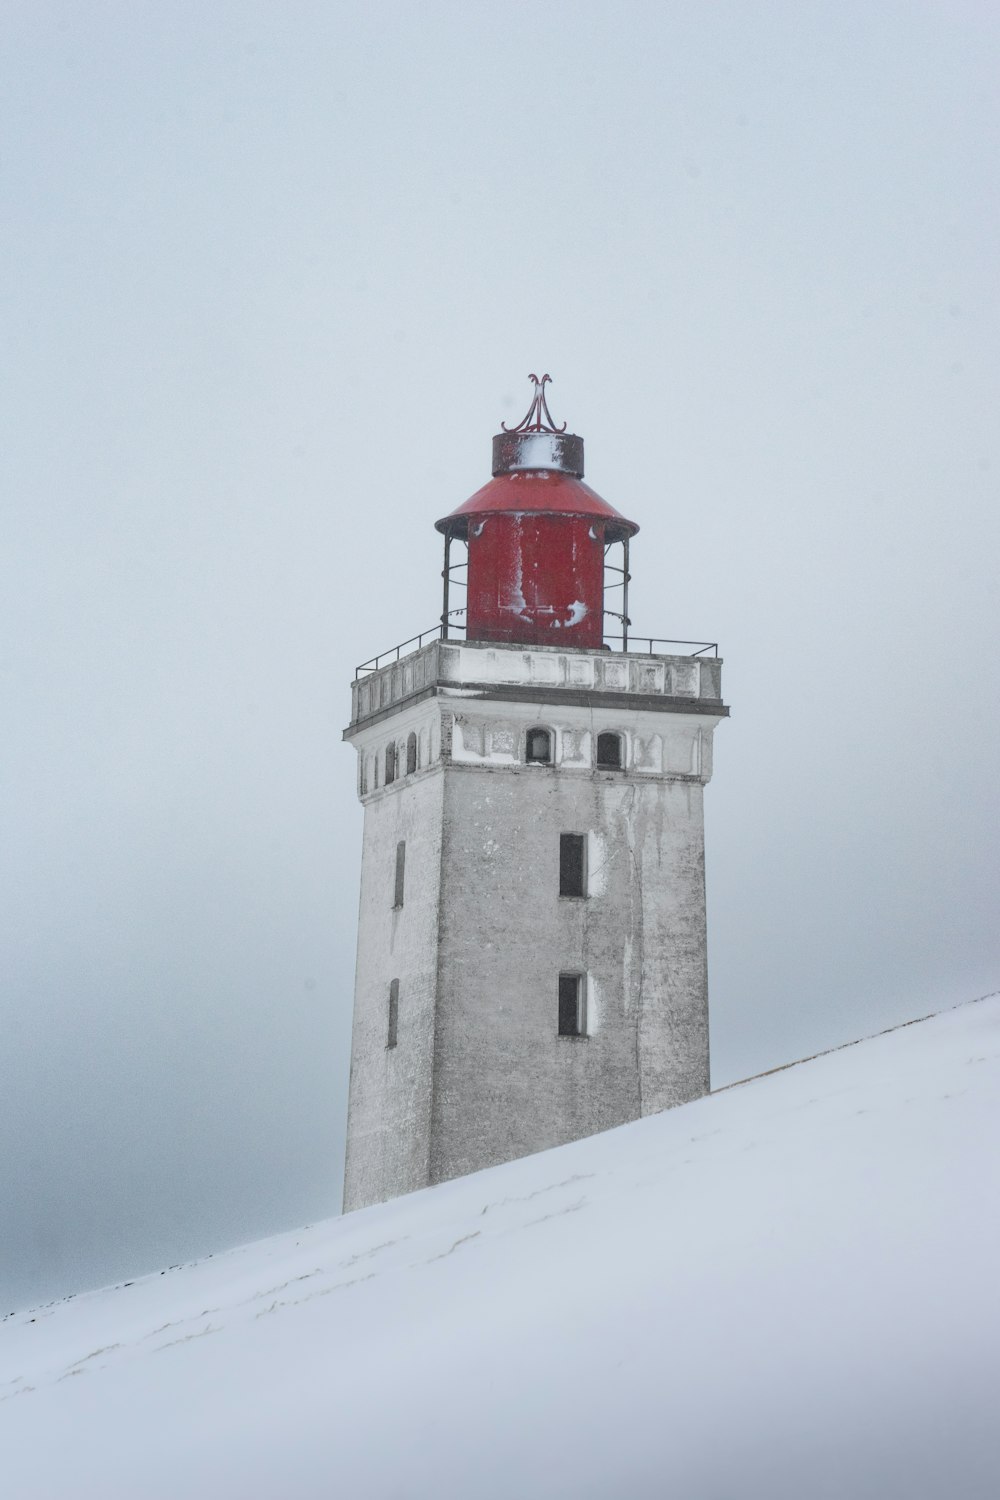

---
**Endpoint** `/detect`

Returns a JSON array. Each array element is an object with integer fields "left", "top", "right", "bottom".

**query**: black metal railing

[
  {"left": 355, "top": 619, "right": 719, "bottom": 679},
  {"left": 602, "top": 635, "right": 719, "bottom": 658},
  {"left": 355, "top": 612, "right": 467, "bottom": 677}
]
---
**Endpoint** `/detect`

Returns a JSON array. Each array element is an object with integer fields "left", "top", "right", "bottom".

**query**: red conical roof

[{"left": 436, "top": 470, "right": 638, "bottom": 543}]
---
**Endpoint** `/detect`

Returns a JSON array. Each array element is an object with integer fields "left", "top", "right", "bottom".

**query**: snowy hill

[{"left": 3, "top": 995, "right": 999, "bottom": 1500}]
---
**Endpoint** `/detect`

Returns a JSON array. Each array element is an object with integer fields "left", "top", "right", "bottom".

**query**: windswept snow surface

[{"left": 3, "top": 996, "right": 999, "bottom": 1499}]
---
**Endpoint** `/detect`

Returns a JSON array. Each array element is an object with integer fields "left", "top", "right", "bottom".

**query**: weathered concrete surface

[
  {"left": 343, "top": 648, "right": 725, "bottom": 1211},
  {"left": 350, "top": 638, "right": 725, "bottom": 729},
  {"left": 342, "top": 702, "right": 444, "bottom": 1212},
  {"left": 430, "top": 761, "right": 710, "bottom": 1185}
]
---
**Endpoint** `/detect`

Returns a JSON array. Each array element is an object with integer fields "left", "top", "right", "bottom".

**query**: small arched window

[
  {"left": 526, "top": 727, "right": 552, "bottom": 764},
  {"left": 385, "top": 742, "right": 396, "bottom": 785},
  {"left": 373, "top": 754, "right": 380, "bottom": 790},
  {"left": 406, "top": 731, "right": 417, "bottom": 775},
  {"left": 596, "top": 731, "right": 623, "bottom": 770}
]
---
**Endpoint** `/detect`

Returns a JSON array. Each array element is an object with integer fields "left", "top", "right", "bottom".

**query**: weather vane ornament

[{"left": 502, "top": 373, "right": 567, "bottom": 434}]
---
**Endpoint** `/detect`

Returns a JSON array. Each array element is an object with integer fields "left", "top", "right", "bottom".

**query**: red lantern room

[{"left": 436, "top": 376, "right": 638, "bottom": 650}]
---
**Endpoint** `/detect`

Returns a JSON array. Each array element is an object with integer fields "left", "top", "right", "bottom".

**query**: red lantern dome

[{"left": 436, "top": 376, "right": 638, "bottom": 650}]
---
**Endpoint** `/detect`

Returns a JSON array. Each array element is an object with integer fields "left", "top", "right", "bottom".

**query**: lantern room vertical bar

[
  {"left": 622, "top": 535, "right": 630, "bottom": 653},
  {"left": 441, "top": 530, "right": 451, "bottom": 640}
]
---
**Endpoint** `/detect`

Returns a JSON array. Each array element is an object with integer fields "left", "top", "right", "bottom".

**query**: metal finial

[{"left": 501, "top": 373, "right": 568, "bottom": 434}]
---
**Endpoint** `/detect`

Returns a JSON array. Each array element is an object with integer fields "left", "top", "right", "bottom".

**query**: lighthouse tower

[{"left": 343, "top": 377, "right": 728, "bottom": 1212}]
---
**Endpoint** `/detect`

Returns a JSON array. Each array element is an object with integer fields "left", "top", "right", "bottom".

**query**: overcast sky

[{"left": 3, "top": 0, "right": 998, "bottom": 1312}]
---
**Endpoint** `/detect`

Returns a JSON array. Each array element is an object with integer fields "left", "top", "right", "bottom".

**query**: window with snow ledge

[
  {"left": 526, "top": 727, "right": 552, "bottom": 764},
  {"left": 558, "top": 973, "right": 587, "bottom": 1037}
]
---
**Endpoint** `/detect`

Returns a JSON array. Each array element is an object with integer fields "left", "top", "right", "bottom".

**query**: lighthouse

[{"left": 342, "top": 377, "right": 728, "bottom": 1211}]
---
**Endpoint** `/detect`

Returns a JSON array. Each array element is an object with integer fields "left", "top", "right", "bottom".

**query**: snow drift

[{"left": 3, "top": 994, "right": 999, "bottom": 1499}]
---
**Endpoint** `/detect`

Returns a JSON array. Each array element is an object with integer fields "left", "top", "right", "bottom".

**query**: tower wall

[
  {"left": 429, "top": 744, "right": 711, "bottom": 1184},
  {"left": 342, "top": 702, "right": 444, "bottom": 1212},
  {"left": 343, "top": 640, "right": 726, "bottom": 1211}
]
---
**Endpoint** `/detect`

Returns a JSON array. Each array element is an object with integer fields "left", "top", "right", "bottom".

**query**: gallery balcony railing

[{"left": 354, "top": 612, "right": 719, "bottom": 681}]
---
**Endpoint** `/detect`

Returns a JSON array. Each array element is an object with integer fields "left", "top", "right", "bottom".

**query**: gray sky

[{"left": 3, "top": 0, "right": 998, "bottom": 1312}]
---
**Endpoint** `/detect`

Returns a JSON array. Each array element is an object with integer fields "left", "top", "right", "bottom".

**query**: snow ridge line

[{"left": 714, "top": 986, "right": 1000, "bottom": 1095}]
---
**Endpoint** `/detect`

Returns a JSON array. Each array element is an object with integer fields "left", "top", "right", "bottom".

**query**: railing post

[
  {"left": 622, "top": 536, "right": 630, "bottom": 652},
  {"left": 441, "top": 531, "right": 451, "bottom": 641}
]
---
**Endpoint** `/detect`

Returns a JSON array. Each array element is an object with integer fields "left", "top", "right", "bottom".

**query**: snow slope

[{"left": 3, "top": 995, "right": 999, "bottom": 1500}]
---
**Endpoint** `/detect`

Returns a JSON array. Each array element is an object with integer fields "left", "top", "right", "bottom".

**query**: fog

[{"left": 3, "top": 1, "right": 998, "bottom": 1312}]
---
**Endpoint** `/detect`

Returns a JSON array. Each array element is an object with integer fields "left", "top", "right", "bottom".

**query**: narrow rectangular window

[
  {"left": 559, "top": 833, "right": 587, "bottom": 898},
  {"left": 393, "top": 840, "right": 405, "bottom": 908},
  {"left": 387, "top": 979, "right": 399, "bottom": 1048},
  {"left": 558, "top": 973, "right": 585, "bottom": 1037}
]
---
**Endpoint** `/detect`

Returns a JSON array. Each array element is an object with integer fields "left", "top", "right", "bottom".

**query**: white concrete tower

[{"left": 343, "top": 377, "right": 728, "bottom": 1211}]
